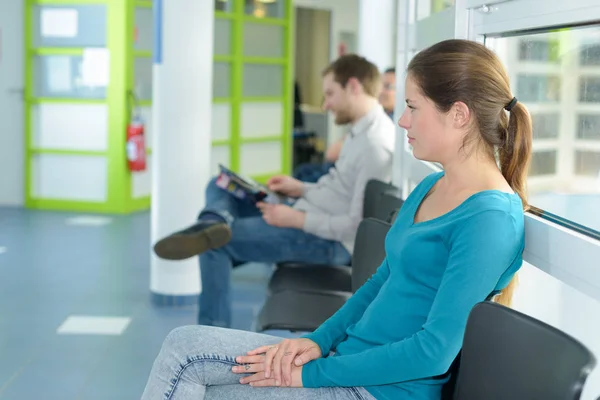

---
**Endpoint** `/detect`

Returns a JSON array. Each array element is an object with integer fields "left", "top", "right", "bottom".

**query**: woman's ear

[{"left": 452, "top": 101, "right": 471, "bottom": 129}]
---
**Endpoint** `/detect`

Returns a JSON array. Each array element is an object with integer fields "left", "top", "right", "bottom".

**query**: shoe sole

[{"left": 153, "top": 224, "right": 233, "bottom": 260}]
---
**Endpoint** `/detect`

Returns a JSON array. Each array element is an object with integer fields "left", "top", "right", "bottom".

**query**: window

[
  {"left": 580, "top": 43, "right": 600, "bottom": 66},
  {"left": 580, "top": 77, "right": 600, "bottom": 103},
  {"left": 490, "top": 27, "right": 600, "bottom": 233},
  {"left": 530, "top": 150, "right": 557, "bottom": 176},
  {"left": 517, "top": 75, "right": 561, "bottom": 103},
  {"left": 519, "top": 39, "right": 560, "bottom": 62},
  {"left": 574, "top": 150, "right": 600, "bottom": 176},
  {"left": 577, "top": 114, "right": 600, "bottom": 140},
  {"left": 531, "top": 113, "right": 560, "bottom": 139}
]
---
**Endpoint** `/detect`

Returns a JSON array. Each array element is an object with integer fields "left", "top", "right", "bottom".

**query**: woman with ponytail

[{"left": 141, "top": 39, "right": 532, "bottom": 400}]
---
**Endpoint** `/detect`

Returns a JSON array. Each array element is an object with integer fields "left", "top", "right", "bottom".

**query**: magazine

[{"left": 215, "top": 164, "right": 287, "bottom": 204}]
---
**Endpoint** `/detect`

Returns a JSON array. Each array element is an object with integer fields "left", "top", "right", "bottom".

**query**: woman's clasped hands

[{"left": 231, "top": 338, "right": 322, "bottom": 388}]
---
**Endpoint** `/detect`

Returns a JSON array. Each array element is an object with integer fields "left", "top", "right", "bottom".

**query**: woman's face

[{"left": 398, "top": 76, "right": 463, "bottom": 164}]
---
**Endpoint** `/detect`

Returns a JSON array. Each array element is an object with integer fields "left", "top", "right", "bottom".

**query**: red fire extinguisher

[{"left": 126, "top": 91, "right": 146, "bottom": 172}]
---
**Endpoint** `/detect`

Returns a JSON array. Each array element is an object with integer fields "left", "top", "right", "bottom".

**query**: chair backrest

[
  {"left": 376, "top": 190, "right": 404, "bottom": 223},
  {"left": 454, "top": 301, "right": 596, "bottom": 400},
  {"left": 351, "top": 218, "right": 391, "bottom": 292},
  {"left": 363, "top": 179, "right": 399, "bottom": 219},
  {"left": 441, "top": 291, "right": 499, "bottom": 400}
]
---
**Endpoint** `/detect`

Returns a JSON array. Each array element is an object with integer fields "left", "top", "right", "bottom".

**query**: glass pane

[
  {"left": 489, "top": 27, "right": 600, "bottom": 233},
  {"left": 518, "top": 39, "right": 560, "bottom": 63},
  {"left": 580, "top": 43, "right": 600, "bottom": 66},
  {"left": 577, "top": 115, "right": 600, "bottom": 140},
  {"left": 245, "top": 0, "right": 284, "bottom": 19},
  {"left": 243, "top": 23, "right": 284, "bottom": 58},
  {"left": 215, "top": 0, "right": 232, "bottom": 12},
  {"left": 135, "top": 7, "right": 154, "bottom": 51},
  {"left": 34, "top": 54, "right": 106, "bottom": 99},
  {"left": 516, "top": 74, "right": 561, "bottom": 103},
  {"left": 532, "top": 113, "right": 560, "bottom": 139},
  {"left": 243, "top": 64, "right": 283, "bottom": 97},
  {"left": 574, "top": 151, "right": 600, "bottom": 176},
  {"left": 214, "top": 19, "right": 231, "bottom": 56},
  {"left": 134, "top": 57, "right": 153, "bottom": 101},
  {"left": 33, "top": 5, "right": 107, "bottom": 48},
  {"left": 213, "top": 62, "right": 231, "bottom": 98},
  {"left": 580, "top": 77, "right": 600, "bottom": 103},
  {"left": 529, "top": 150, "right": 557, "bottom": 176}
]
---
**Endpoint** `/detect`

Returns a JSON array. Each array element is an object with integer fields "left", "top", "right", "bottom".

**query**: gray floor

[{"left": 0, "top": 207, "right": 289, "bottom": 399}]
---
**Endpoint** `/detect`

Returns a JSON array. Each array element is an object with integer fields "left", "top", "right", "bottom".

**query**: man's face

[
  {"left": 322, "top": 73, "right": 353, "bottom": 125},
  {"left": 379, "top": 71, "right": 396, "bottom": 112}
]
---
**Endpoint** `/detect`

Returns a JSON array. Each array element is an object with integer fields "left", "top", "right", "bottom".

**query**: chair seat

[
  {"left": 256, "top": 290, "right": 351, "bottom": 332},
  {"left": 268, "top": 264, "right": 352, "bottom": 294}
]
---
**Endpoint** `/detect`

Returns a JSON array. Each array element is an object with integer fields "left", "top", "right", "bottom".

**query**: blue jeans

[
  {"left": 293, "top": 162, "right": 334, "bottom": 183},
  {"left": 199, "top": 178, "right": 351, "bottom": 327},
  {"left": 141, "top": 325, "right": 374, "bottom": 399}
]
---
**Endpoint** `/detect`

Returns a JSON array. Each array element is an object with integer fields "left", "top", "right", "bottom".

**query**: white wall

[{"left": 0, "top": 0, "right": 25, "bottom": 206}]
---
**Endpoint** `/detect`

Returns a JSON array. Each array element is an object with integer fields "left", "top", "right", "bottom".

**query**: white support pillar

[
  {"left": 150, "top": 0, "right": 213, "bottom": 305},
  {"left": 357, "top": 0, "right": 397, "bottom": 72}
]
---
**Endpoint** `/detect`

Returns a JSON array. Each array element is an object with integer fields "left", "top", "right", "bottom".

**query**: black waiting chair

[
  {"left": 256, "top": 218, "right": 391, "bottom": 332},
  {"left": 371, "top": 188, "right": 404, "bottom": 222},
  {"left": 441, "top": 291, "right": 500, "bottom": 400},
  {"left": 362, "top": 179, "right": 401, "bottom": 220},
  {"left": 268, "top": 182, "right": 402, "bottom": 295},
  {"left": 451, "top": 301, "right": 596, "bottom": 400}
]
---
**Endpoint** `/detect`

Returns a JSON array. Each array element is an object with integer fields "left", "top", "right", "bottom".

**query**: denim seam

[
  {"left": 164, "top": 354, "right": 239, "bottom": 400},
  {"left": 350, "top": 387, "right": 369, "bottom": 400}
]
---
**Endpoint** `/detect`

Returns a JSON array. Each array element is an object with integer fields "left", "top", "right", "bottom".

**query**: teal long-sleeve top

[{"left": 301, "top": 171, "right": 525, "bottom": 399}]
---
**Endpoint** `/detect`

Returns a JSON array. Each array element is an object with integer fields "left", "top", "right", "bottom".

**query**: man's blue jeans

[
  {"left": 293, "top": 162, "right": 335, "bottom": 183},
  {"left": 198, "top": 177, "right": 351, "bottom": 328}
]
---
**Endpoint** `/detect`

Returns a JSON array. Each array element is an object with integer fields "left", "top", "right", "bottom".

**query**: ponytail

[
  {"left": 495, "top": 100, "right": 533, "bottom": 307},
  {"left": 498, "top": 101, "right": 533, "bottom": 210}
]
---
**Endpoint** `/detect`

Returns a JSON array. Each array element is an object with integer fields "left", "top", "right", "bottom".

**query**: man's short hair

[
  {"left": 322, "top": 54, "right": 381, "bottom": 97},
  {"left": 384, "top": 67, "right": 396, "bottom": 75}
]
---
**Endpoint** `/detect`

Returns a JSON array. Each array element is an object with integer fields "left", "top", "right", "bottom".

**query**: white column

[
  {"left": 150, "top": 0, "right": 213, "bottom": 305},
  {"left": 357, "top": 0, "right": 397, "bottom": 72}
]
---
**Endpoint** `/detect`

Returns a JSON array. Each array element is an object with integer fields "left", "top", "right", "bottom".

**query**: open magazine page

[{"left": 215, "top": 165, "right": 286, "bottom": 204}]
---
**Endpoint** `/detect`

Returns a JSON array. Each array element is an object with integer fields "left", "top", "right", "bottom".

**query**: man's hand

[
  {"left": 257, "top": 203, "right": 305, "bottom": 229},
  {"left": 267, "top": 175, "right": 304, "bottom": 198}
]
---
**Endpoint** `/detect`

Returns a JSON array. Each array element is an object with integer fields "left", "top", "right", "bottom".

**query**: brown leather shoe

[{"left": 153, "top": 221, "right": 232, "bottom": 260}]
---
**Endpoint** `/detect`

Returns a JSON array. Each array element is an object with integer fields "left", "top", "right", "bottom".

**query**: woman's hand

[
  {"left": 233, "top": 349, "right": 304, "bottom": 387},
  {"left": 241, "top": 366, "right": 303, "bottom": 388},
  {"left": 232, "top": 353, "right": 268, "bottom": 376},
  {"left": 241, "top": 339, "right": 322, "bottom": 387}
]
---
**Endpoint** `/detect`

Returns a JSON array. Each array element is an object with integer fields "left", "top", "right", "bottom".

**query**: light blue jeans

[
  {"left": 141, "top": 325, "right": 375, "bottom": 400},
  {"left": 199, "top": 177, "right": 352, "bottom": 327}
]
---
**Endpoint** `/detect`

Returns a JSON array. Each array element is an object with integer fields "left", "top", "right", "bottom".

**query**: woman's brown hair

[{"left": 408, "top": 39, "right": 533, "bottom": 307}]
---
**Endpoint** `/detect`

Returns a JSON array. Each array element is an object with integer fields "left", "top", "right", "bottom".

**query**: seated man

[
  {"left": 294, "top": 67, "right": 396, "bottom": 183},
  {"left": 153, "top": 54, "right": 396, "bottom": 328}
]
